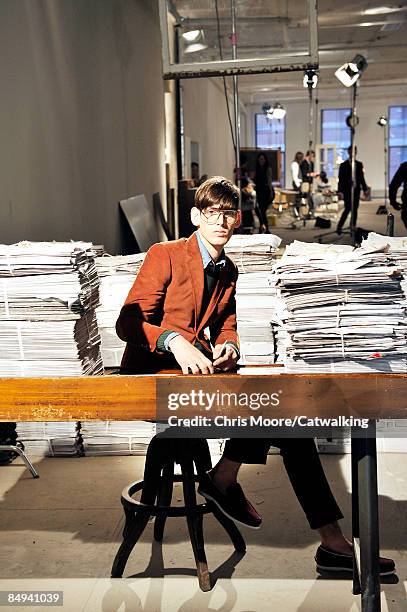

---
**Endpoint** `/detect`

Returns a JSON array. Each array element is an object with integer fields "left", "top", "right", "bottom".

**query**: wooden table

[{"left": 1, "top": 372, "right": 406, "bottom": 612}]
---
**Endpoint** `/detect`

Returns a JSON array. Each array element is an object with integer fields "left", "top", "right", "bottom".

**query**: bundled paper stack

[
  {"left": 225, "top": 234, "right": 281, "bottom": 273},
  {"left": 15, "top": 422, "right": 83, "bottom": 457},
  {"left": 364, "top": 233, "right": 407, "bottom": 297},
  {"left": 274, "top": 240, "right": 407, "bottom": 373},
  {"left": 224, "top": 235, "right": 281, "bottom": 367},
  {"left": 95, "top": 254, "right": 145, "bottom": 367},
  {"left": 80, "top": 420, "right": 155, "bottom": 455},
  {"left": 0, "top": 241, "right": 102, "bottom": 376}
]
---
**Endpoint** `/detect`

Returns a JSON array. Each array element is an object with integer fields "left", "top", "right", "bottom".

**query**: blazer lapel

[{"left": 186, "top": 234, "right": 205, "bottom": 332}]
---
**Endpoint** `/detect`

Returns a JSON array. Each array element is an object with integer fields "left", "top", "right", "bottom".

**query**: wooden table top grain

[{"left": 0, "top": 372, "right": 406, "bottom": 421}]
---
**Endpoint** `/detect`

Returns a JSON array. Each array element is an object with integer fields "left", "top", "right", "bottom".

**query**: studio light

[
  {"left": 184, "top": 42, "right": 208, "bottom": 53},
  {"left": 182, "top": 29, "right": 208, "bottom": 53},
  {"left": 262, "top": 102, "right": 286, "bottom": 120},
  {"left": 377, "top": 116, "right": 388, "bottom": 126},
  {"left": 303, "top": 69, "right": 318, "bottom": 89},
  {"left": 271, "top": 103, "right": 286, "bottom": 119},
  {"left": 182, "top": 29, "right": 202, "bottom": 42},
  {"left": 335, "top": 54, "right": 368, "bottom": 87}
]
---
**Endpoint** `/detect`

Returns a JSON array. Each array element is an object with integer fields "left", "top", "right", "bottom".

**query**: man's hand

[
  {"left": 390, "top": 200, "right": 402, "bottom": 211},
  {"left": 212, "top": 343, "right": 239, "bottom": 371},
  {"left": 168, "top": 335, "right": 214, "bottom": 375}
]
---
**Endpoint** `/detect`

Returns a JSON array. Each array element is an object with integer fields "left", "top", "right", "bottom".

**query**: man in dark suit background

[
  {"left": 336, "top": 146, "right": 369, "bottom": 235},
  {"left": 389, "top": 161, "right": 407, "bottom": 230}
]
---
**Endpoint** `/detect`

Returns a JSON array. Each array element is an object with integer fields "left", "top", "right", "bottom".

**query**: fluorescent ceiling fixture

[
  {"left": 182, "top": 29, "right": 202, "bottom": 42},
  {"left": 335, "top": 54, "right": 368, "bottom": 87},
  {"left": 359, "top": 21, "right": 379, "bottom": 26},
  {"left": 184, "top": 42, "right": 208, "bottom": 54},
  {"left": 364, "top": 6, "right": 401, "bottom": 15}
]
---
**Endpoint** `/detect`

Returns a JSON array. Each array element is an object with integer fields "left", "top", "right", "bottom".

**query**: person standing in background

[
  {"left": 254, "top": 152, "right": 274, "bottom": 233},
  {"left": 291, "top": 151, "right": 304, "bottom": 211},
  {"left": 300, "top": 150, "right": 317, "bottom": 186},
  {"left": 300, "top": 149, "right": 317, "bottom": 214},
  {"left": 336, "top": 146, "right": 369, "bottom": 235},
  {"left": 389, "top": 161, "right": 407, "bottom": 230},
  {"left": 291, "top": 151, "right": 304, "bottom": 190}
]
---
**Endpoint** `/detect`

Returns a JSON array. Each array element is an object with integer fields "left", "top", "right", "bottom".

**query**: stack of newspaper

[
  {"left": 275, "top": 240, "right": 407, "bottom": 373},
  {"left": 0, "top": 241, "right": 102, "bottom": 376},
  {"left": 224, "top": 235, "right": 281, "bottom": 367},
  {"left": 15, "top": 421, "right": 83, "bottom": 457},
  {"left": 95, "top": 254, "right": 145, "bottom": 367},
  {"left": 80, "top": 420, "right": 155, "bottom": 455},
  {"left": 225, "top": 234, "right": 281, "bottom": 273},
  {"left": 363, "top": 233, "right": 407, "bottom": 296}
]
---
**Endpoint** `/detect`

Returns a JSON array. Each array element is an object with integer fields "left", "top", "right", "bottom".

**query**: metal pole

[
  {"left": 174, "top": 25, "right": 184, "bottom": 181},
  {"left": 350, "top": 83, "right": 358, "bottom": 244},
  {"left": 230, "top": 0, "right": 241, "bottom": 198},
  {"left": 384, "top": 122, "right": 388, "bottom": 209},
  {"left": 308, "top": 86, "right": 314, "bottom": 150}
]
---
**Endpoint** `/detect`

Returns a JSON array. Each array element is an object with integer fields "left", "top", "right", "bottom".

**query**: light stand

[
  {"left": 349, "top": 83, "right": 358, "bottom": 244},
  {"left": 303, "top": 69, "right": 318, "bottom": 150},
  {"left": 230, "top": 0, "right": 240, "bottom": 199},
  {"left": 377, "top": 116, "right": 388, "bottom": 210},
  {"left": 334, "top": 54, "right": 368, "bottom": 245}
]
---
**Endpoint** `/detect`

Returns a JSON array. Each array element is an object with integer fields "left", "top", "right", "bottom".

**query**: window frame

[
  {"left": 254, "top": 112, "right": 286, "bottom": 185},
  {"left": 388, "top": 105, "right": 407, "bottom": 182},
  {"left": 320, "top": 107, "right": 351, "bottom": 164}
]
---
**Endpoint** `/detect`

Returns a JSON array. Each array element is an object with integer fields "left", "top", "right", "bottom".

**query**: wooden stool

[{"left": 111, "top": 436, "right": 246, "bottom": 591}]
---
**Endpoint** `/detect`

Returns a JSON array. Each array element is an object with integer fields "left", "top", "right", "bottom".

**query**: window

[
  {"left": 389, "top": 106, "right": 407, "bottom": 182},
  {"left": 255, "top": 113, "right": 285, "bottom": 185},
  {"left": 321, "top": 108, "right": 351, "bottom": 165}
]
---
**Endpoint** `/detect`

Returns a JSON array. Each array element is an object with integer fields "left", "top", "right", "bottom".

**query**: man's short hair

[
  {"left": 194, "top": 176, "right": 240, "bottom": 211},
  {"left": 306, "top": 149, "right": 315, "bottom": 157}
]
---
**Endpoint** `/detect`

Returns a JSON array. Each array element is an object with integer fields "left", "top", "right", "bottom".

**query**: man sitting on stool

[{"left": 117, "top": 176, "right": 394, "bottom": 577}]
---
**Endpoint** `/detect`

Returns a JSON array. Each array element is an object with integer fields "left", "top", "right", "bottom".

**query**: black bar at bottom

[{"left": 352, "top": 421, "right": 381, "bottom": 612}]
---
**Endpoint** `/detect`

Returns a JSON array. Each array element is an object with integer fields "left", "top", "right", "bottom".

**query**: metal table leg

[
  {"left": 0, "top": 445, "right": 39, "bottom": 478},
  {"left": 351, "top": 421, "right": 380, "bottom": 612}
]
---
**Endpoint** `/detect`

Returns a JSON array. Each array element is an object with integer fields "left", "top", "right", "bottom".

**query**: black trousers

[
  {"left": 223, "top": 437, "right": 343, "bottom": 530},
  {"left": 401, "top": 206, "right": 407, "bottom": 230},
  {"left": 337, "top": 195, "right": 360, "bottom": 232}
]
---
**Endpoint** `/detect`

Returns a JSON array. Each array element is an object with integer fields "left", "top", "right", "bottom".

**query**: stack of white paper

[
  {"left": 225, "top": 234, "right": 281, "bottom": 273},
  {"left": 363, "top": 233, "right": 407, "bottom": 299},
  {"left": 95, "top": 254, "right": 145, "bottom": 367},
  {"left": 0, "top": 241, "right": 103, "bottom": 377},
  {"left": 227, "top": 235, "right": 281, "bottom": 368},
  {"left": 15, "top": 422, "right": 82, "bottom": 456},
  {"left": 80, "top": 420, "right": 155, "bottom": 455},
  {"left": 275, "top": 240, "right": 407, "bottom": 373}
]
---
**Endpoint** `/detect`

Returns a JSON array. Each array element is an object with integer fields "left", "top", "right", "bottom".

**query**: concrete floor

[
  {"left": 266, "top": 198, "right": 407, "bottom": 247},
  {"left": 0, "top": 451, "right": 406, "bottom": 612}
]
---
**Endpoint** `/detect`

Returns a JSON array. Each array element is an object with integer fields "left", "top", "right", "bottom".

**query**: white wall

[
  {"left": 0, "top": 0, "right": 166, "bottom": 254},
  {"left": 182, "top": 77, "right": 236, "bottom": 181},
  {"left": 245, "top": 89, "right": 407, "bottom": 193}
]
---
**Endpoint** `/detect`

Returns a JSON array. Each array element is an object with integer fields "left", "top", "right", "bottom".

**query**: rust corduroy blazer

[{"left": 116, "top": 233, "right": 239, "bottom": 373}]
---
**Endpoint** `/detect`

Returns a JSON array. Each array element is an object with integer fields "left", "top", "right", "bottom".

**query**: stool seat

[{"left": 111, "top": 436, "right": 245, "bottom": 591}]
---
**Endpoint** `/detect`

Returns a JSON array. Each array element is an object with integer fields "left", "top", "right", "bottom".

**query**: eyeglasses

[{"left": 201, "top": 208, "right": 238, "bottom": 225}]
